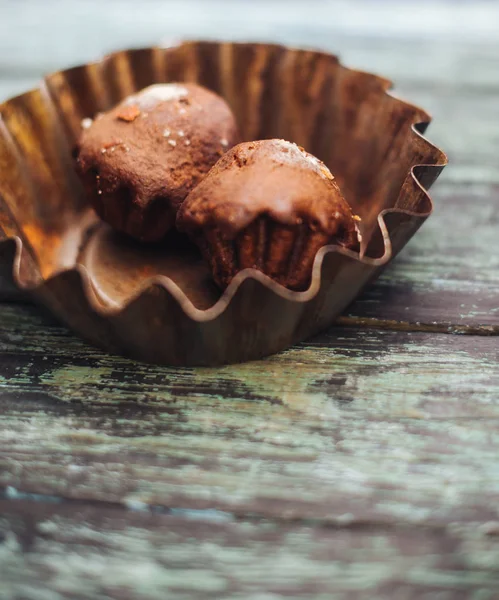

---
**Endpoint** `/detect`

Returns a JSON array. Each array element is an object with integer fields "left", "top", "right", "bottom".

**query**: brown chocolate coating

[
  {"left": 177, "top": 139, "right": 360, "bottom": 290},
  {"left": 75, "top": 83, "right": 239, "bottom": 241}
]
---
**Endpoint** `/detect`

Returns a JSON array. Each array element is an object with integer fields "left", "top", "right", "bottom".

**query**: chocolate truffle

[
  {"left": 75, "top": 83, "right": 239, "bottom": 241},
  {"left": 177, "top": 139, "right": 361, "bottom": 290}
]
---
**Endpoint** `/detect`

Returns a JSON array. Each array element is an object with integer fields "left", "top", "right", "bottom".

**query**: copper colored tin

[{"left": 0, "top": 41, "right": 447, "bottom": 365}]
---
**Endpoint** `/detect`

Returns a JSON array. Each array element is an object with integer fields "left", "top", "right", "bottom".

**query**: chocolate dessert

[
  {"left": 177, "top": 139, "right": 361, "bottom": 290},
  {"left": 75, "top": 83, "right": 239, "bottom": 241}
]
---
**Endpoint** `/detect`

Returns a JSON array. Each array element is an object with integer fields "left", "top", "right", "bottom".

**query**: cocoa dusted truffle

[
  {"left": 75, "top": 83, "right": 239, "bottom": 241},
  {"left": 177, "top": 139, "right": 361, "bottom": 290}
]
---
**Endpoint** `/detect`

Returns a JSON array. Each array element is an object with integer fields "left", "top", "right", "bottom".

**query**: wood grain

[
  {"left": 1, "top": 499, "right": 499, "bottom": 600},
  {"left": 1, "top": 303, "right": 499, "bottom": 528},
  {"left": 342, "top": 180, "right": 499, "bottom": 331}
]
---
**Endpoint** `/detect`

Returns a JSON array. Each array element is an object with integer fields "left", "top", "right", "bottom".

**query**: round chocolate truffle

[
  {"left": 75, "top": 83, "right": 239, "bottom": 241},
  {"left": 177, "top": 139, "right": 360, "bottom": 290}
]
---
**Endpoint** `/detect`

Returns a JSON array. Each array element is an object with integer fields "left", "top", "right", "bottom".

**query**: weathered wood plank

[
  {"left": 1, "top": 303, "right": 499, "bottom": 528},
  {"left": 1, "top": 1, "right": 499, "bottom": 81},
  {"left": 342, "top": 181, "right": 499, "bottom": 331},
  {"left": 1, "top": 498, "right": 499, "bottom": 600}
]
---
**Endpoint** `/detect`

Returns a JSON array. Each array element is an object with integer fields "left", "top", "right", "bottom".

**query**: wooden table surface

[{"left": 1, "top": 1, "right": 499, "bottom": 598}]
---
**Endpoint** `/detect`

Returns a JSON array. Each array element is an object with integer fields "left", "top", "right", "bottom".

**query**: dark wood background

[{"left": 1, "top": 1, "right": 499, "bottom": 598}]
